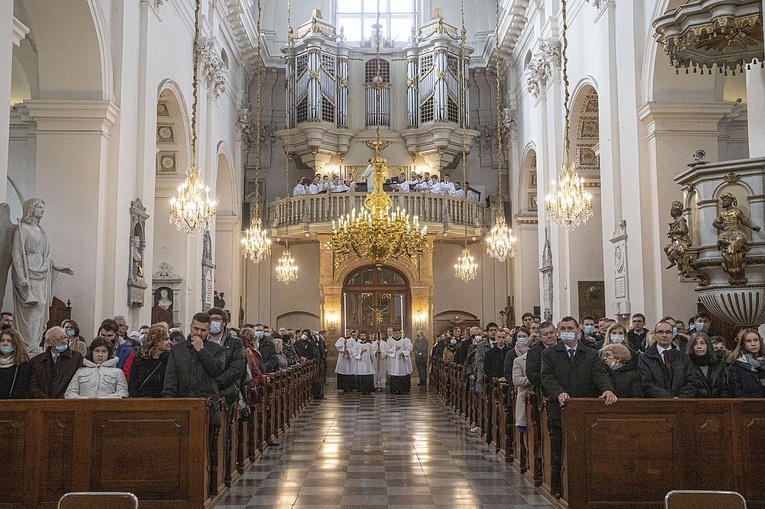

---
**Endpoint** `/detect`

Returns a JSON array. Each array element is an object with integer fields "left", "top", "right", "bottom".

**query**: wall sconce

[
  {"left": 326, "top": 311, "right": 339, "bottom": 333},
  {"left": 414, "top": 310, "right": 426, "bottom": 329}
]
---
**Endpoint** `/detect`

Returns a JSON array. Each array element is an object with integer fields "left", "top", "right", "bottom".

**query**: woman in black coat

[
  {"left": 128, "top": 325, "right": 171, "bottom": 397},
  {"left": 602, "top": 343, "right": 643, "bottom": 398},
  {"left": 687, "top": 331, "right": 729, "bottom": 398},
  {"left": 729, "top": 328, "right": 765, "bottom": 398},
  {"left": 0, "top": 330, "right": 31, "bottom": 399}
]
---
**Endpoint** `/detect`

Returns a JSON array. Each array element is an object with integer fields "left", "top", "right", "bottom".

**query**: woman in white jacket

[{"left": 65, "top": 338, "right": 128, "bottom": 399}]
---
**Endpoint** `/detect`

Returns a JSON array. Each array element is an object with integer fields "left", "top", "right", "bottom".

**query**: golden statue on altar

[{"left": 712, "top": 192, "right": 761, "bottom": 284}]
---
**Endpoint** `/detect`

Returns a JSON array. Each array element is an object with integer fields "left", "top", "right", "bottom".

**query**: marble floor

[{"left": 216, "top": 382, "right": 553, "bottom": 509}]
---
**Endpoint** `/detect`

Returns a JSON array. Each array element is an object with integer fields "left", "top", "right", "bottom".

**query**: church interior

[{"left": 1, "top": 0, "right": 765, "bottom": 507}]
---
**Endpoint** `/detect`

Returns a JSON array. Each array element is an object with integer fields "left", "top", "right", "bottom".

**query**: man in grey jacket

[{"left": 163, "top": 312, "right": 226, "bottom": 424}]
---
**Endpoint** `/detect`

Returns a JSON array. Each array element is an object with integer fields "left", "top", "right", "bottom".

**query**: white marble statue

[
  {"left": 0, "top": 203, "right": 15, "bottom": 312},
  {"left": 11, "top": 198, "right": 73, "bottom": 354}
]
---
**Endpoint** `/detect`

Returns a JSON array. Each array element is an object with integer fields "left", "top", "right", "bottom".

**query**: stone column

[
  {"left": 25, "top": 99, "right": 119, "bottom": 340},
  {"left": 1, "top": 15, "right": 29, "bottom": 199},
  {"left": 746, "top": 66, "right": 765, "bottom": 157},
  {"left": 638, "top": 101, "right": 731, "bottom": 323}
]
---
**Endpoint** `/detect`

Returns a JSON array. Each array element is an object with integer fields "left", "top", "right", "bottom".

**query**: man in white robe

[
  {"left": 372, "top": 331, "right": 389, "bottom": 390},
  {"left": 335, "top": 330, "right": 358, "bottom": 391},
  {"left": 387, "top": 328, "right": 412, "bottom": 394},
  {"left": 352, "top": 334, "right": 375, "bottom": 394}
]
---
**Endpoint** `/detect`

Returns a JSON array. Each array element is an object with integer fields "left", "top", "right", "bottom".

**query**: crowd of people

[
  {"left": 0, "top": 309, "right": 329, "bottom": 449},
  {"left": 292, "top": 170, "right": 480, "bottom": 199},
  {"left": 333, "top": 327, "right": 429, "bottom": 395},
  {"left": 430, "top": 310, "right": 765, "bottom": 499}
]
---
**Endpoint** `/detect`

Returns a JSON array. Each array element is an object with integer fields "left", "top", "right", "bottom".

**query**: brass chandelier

[
  {"left": 544, "top": 0, "right": 592, "bottom": 230},
  {"left": 169, "top": 0, "right": 217, "bottom": 234},
  {"left": 241, "top": 0, "right": 271, "bottom": 262},
  {"left": 328, "top": 4, "right": 427, "bottom": 267},
  {"left": 454, "top": 0, "right": 478, "bottom": 282},
  {"left": 485, "top": 0, "right": 516, "bottom": 261}
]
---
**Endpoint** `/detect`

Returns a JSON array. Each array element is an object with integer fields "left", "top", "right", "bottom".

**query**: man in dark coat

[
  {"left": 525, "top": 321, "right": 558, "bottom": 389},
  {"left": 638, "top": 320, "right": 697, "bottom": 398},
  {"left": 256, "top": 324, "right": 279, "bottom": 374},
  {"left": 207, "top": 307, "right": 245, "bottom": 407},
  {"left": 163, "top": 313, "right": 226, "bottom": 424},
  {"left": 294, "top": 329, "right": 316, "bottom": 361},
  {"left": 28, "top": 326, "right": 84, "bottom": 398},
  {"left": 627, "top": 313, "right": 649, "bottom": 352},
  {"left": 541, "top": 316, "right": 617, "bottom": 499}
]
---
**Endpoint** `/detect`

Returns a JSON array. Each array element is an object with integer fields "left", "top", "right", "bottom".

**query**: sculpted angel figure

[
  {"left": 713, "top": 193, "right": 761, "bottom": 261},
  {"left": 11, "top": 199, "right": 73, "bottom": 354}
]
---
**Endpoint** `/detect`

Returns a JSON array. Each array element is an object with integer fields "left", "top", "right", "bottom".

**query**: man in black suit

[
  {"left": 541, "top": 316, "right": 617, "bottom": 499},
  {"left": 525, "top": 321, "right": 557, "bottom": 389},
  {"left": 638, "top": 320, "right": 696, "bottom": 398}
]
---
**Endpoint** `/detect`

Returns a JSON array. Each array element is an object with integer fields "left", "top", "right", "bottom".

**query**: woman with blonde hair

[
  {"left": 729, "top": 328, "right": 765, "bottom": 398},
  {"left": 602, "top": 343, "right": 643, "bottom": 398},
  {"left": 128, "top": 324, "right": 170, "bottom": 398},
  {"left": 273, "top": 338, "right": 289, "bottom": 370},
  {"left": 0, "top": 329, "right": 31, "bottom": 398}
]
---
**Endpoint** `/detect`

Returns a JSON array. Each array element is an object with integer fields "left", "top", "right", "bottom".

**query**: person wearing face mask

[
  {"left": 255, "top": 324, "right": 279, "bottom": 374},
  {"left": 686, "top": 331, "right": 729, "bottom": 398},
  {"left": 442, "top": 336, "right": 459, "bottom": 362},
  {"left": 0, "top": 329, "right": 31, "bottom": 398},
  {"left": 601, "top": 344, "right": 643, "bottom": 398},
  {"left": 504, "top": 327, "right": 531, "bottom": 382},
  {"left": 511, "top": 332, "right": 532, "bottom": 437},
  {"left": 128, "top": 324, "right": 171, "bottom": 398},
  {"left": 294, "top": 329, "right": 316, "bottom": 362},
  {"left": 541, "top": 316, "right": 617, "bottom": 499},
  {"left": 1, "top": 311, "right": 13, "bottom": 330},
  {"left": 28, "top": 326, "right": 84, "bottom": 398},
  {"left": 601, "top": 323, "right": 640, "bottom": 362},
  {"left": 580, "top": 315, "right": 598, "bottom": 349},
  {"left": 61, "top": 319, "right": 87, "bottom": 357}
]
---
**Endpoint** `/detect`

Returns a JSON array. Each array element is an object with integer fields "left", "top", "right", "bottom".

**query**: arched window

[{"left": 343, "top": 266, "right": 410, "bottom": 338}]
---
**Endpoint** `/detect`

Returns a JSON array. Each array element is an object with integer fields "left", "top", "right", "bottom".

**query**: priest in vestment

[{"left": 387, "top": 328, "right": 412, "bottom": 394}]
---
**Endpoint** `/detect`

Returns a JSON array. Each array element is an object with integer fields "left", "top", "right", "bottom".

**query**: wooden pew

[{"left": 563, "top": 399, "right": 765, "bottom": 509}]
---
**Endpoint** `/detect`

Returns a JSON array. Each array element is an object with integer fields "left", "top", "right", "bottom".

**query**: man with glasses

[
  {"left": 28, "top": 326, "right": 84, "bottom": 398},
  {"left": 637, "top": 320, "right": 696, "bottom": 398},
  {"left": 526, "top": 321, "right": 558, "bottom": 389}
]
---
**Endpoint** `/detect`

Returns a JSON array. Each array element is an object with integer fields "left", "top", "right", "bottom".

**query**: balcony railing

[{"left": 267, "top": 193, "right": 487, "bottom": 234}]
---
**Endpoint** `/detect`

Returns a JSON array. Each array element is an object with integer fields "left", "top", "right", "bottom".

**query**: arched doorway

[{"left": 343, "top": 266, "right": 410, "bottom": 339}]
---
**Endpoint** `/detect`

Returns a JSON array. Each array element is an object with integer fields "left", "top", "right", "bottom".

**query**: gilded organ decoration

[{"left": 713, "top": 192, "right": 761, "bottom": 284}]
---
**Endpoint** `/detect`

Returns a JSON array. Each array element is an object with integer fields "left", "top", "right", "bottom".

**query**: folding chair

[
  {"left": 58, "top": 492, "right": 138, "bottom": 509},
  {"left": 665, "top": 490, "right": 746, "bottom": 509}
]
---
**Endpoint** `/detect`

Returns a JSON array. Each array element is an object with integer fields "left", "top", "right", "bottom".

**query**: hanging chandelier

[
  {"left": 329, "top": 157, "right": 428, "bottom": 265},
  {"left": 328, "top": 4, "right": 427, "bottom": 267},
  {"left": 485, "top": 215, "right": 517, "bottom": 261},
  {"left": 545, "top": 0, "right": 593, "bottom": 230},
  {"left": 275, "top": 243, "right": 299, "bottom": 284},
  {"left": 454, "top": 245, "right": 478, "bottom": 281},
  {"left": 241, "top": 0, "right": 271, "bottom": 262},
  {"left": 169, "top": 0, "right": 217, "bottom": 234},
  {"left": 485, "top": 0, "right": 516, "bottom": 261}
]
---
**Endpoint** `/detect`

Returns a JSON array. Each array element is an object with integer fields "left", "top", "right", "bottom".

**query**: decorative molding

[
  {"left": 198, "top": 37, "right": 226, "bottom": 99},
  {"left": 13, "top": 17, "right": 30, "bottom": 47},
  {"left": 236, "top": 109, "right": 255, "bottom": 147},
  {"left": 501, "top": 108, "right": 518, "bottom": 138},
  {"left": 525, "top": 41, "right": 561, "bottom": 99}
]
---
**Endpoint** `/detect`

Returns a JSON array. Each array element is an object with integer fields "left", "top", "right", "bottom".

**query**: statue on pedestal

[
  {"left": 712, "top": 193, "right": 761, "bottom": 284},
  {"left": 664, "top": 201, "right": 691, "bottom": 269},
  {"left": 11, "top": 199, "right": 73, "bottom": 354}
]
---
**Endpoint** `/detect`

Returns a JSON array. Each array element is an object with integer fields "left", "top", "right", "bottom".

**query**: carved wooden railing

[{"left": 268, "top": 193, "right": 486, "bottom": 231}]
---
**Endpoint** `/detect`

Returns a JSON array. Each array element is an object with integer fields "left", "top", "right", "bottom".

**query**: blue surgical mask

[
  {"left": 254, "top": 330, "right": 264, "bottom": 339},
  {"left": 516, "top": 337, "right": 529, "bottom": 346},
  {"left": 584, "top": 325, "right": 595, "bottom": 336},
  {"left": 609, "top": 360, "right": 619, "bottom": 370},
  {"left": 560, "top": 331, "right": 577, "bottom": 343},
  {"left": 54, "top": 344, "right": 68, "bottom": 353},
  {"left": 66, "top": 329, "right": 76, "bottom": 337},
  {"left": 672, "top": 327, "right": 678, "bottom": 336},
  {"left": 210, "top": 321, "right": 222, "bottom": 335},
  {"left": 610, "top": 334, "right": 625, "bottom": 344},
  {"left": 0, "top": 345, "right": 14, "bottom": 355},
  {"left": 450, "top": 339, "right": 457, "bottom": 345}
]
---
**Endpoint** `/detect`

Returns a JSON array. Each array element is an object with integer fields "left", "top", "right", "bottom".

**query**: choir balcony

[{"left": 267, "top": 192, "right": 489, "bottom": 239}]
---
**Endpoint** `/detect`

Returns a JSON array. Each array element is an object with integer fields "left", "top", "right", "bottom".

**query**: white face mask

[
  {"left": 210, "top": 321, "right": 222, "bottom": 335},
  {"left": 560, "top": 331, "right": 577, "bottom": 344},
  {"left": 610, "top": 334, "right": 625, "bottom": 344},
  {"left": 609, "top": 360, "right": 619, "bottom": 370}
]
